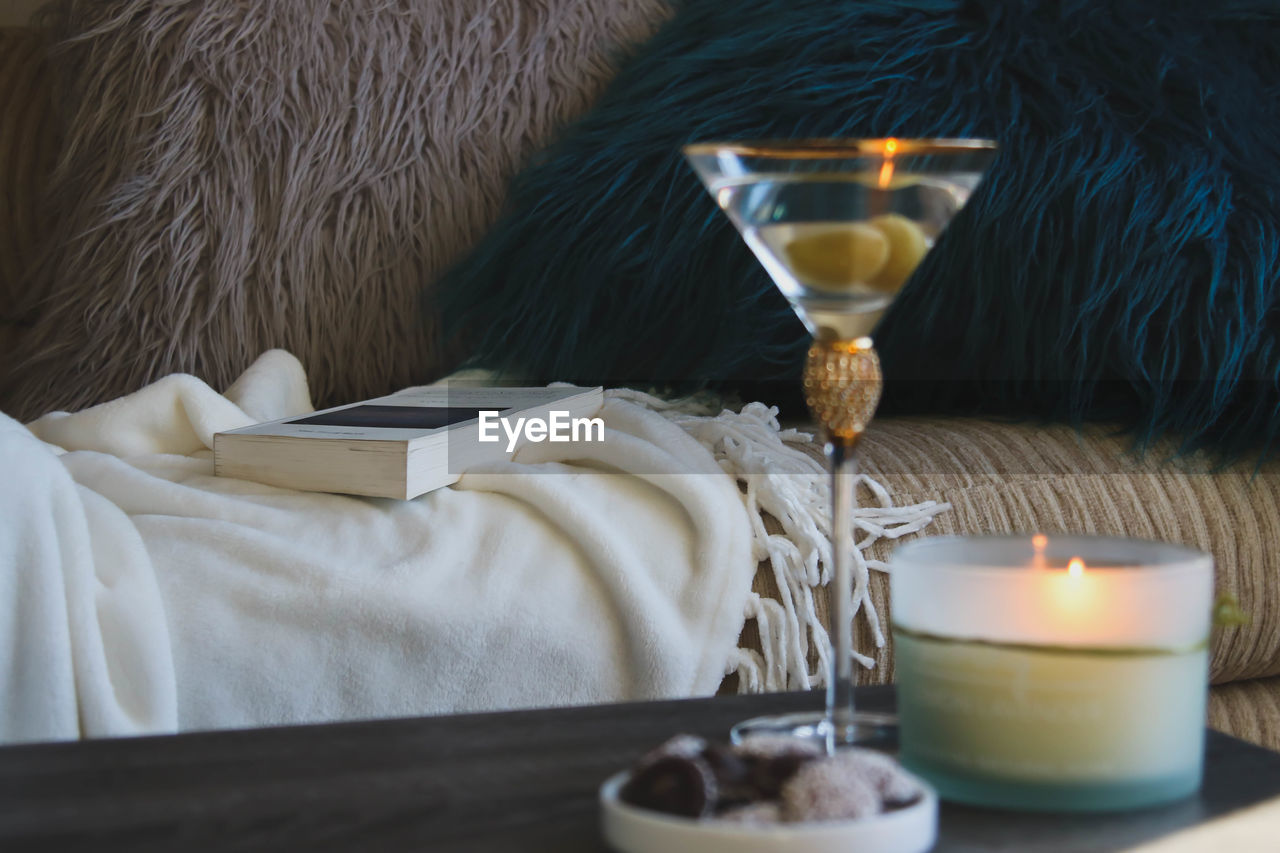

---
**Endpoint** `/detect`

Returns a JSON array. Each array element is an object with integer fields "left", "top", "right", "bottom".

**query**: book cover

[{"left": 213, "top": 385, "right": 604, "bottom": 499}]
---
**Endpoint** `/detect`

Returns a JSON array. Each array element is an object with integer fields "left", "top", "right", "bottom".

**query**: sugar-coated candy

[
  {"left": 780, "top": 752, "right": 882, "bottom": 822},
  {"left": 842, "top": 748, "right": 924, "bottom": 807},
  {"left": 618, "top": 735, "right": 921, "bottom": 826}
]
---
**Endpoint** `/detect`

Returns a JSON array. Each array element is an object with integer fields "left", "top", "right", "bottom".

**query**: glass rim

[
  {"left": 889, "top": 533, "right": 1212, "bottom": 575},
  {"left": 682, "top": 137, "right": 999, "bottom": 159}
]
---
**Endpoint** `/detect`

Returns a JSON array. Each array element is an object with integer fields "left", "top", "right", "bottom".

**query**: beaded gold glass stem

[
  {"left": 805, "top": 336, "right": 883, "bottom": 748},
  {"left": 684, "top": 138, "right": 997, "bottom": 750}
]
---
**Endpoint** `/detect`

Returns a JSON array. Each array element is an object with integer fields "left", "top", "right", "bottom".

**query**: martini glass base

[{"left": 729, "top": 710, "right": 898, "bottom": 752}]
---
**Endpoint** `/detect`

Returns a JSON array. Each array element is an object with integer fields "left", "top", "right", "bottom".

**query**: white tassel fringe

[{"left": 613, "top": 389, "right": 949, "bottom": 694}]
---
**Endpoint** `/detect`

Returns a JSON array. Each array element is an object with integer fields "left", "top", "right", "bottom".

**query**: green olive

[
  {"left": 866, "top": 214, "right": 928, "bottom": 292},
  {"left": 784, "top": 224, "right": 890, "bottom": 291}
]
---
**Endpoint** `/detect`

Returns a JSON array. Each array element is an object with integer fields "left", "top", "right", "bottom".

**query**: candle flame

[
  {"left": 1068, "top": 557, "right": 1085, "bottom": 578},
  {"left": 878, "top": 138, "right": 898, "bottom": 188},
  {"left": 1032, "top": 534, "right": 1048, "bottom": 551}
]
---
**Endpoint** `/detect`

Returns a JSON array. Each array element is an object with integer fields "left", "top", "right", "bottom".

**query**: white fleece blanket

[
  {"left": 0, "top": 351, "right": 758, "bottom": 741},
  {"left": 2, "top": 351, "right": 950, "bottom": 743}
]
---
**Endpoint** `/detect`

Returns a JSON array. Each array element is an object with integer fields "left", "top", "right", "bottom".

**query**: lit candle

[
  {"left": 890, "top": 535, "right": 1213, "bottom": 812},
  {"left": 878, "top": 137, "right": 898, "bottom": 188}
]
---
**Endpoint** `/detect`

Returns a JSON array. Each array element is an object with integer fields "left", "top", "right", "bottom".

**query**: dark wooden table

[{"left": 2, "top": 687, "right": 1278, "bottom": 851}]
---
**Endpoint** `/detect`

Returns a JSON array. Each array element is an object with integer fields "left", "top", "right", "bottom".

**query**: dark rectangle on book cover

[{"left": 288, "top": 405, "right": 490, "bottom": 430}]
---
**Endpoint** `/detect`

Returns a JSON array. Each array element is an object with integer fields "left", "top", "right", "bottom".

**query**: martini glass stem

[
  {"left": 802, "top": 336, "right": 883, "bottom": 749},
  {"left": 825, "top": 437, "right": 858, "bottom": 754}
]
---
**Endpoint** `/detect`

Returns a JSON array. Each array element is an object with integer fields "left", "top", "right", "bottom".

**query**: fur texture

[
  {"left": 0, "top": 29, "right": 57, "bottom": 372},
  {"left": 439, "top": 0, "right": 1280, "bottom": 457},
  {"left": 2, "top": 0, "right": 673, "bottom": 419}
]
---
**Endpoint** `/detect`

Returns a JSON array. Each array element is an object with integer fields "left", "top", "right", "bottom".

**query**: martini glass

[{"left": 684, "top": 138, "right": 997, "bottom": 750}]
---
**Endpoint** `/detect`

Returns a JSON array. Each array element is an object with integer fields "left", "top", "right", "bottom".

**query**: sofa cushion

[
  {"left": 437, "top": 0, "right": 1280, "bottom": 459},
  {"left": 1208, "top": 676, "right": 1280, "bottom": 752},
  {"left": 0, "top": 0, "right": 672, "bottom": 420},
  {"left": 738, "top": 417, "right": 1280, "bottom": 691},
  {"left": 0, "top": 28, "right": 56, "bottom": 369}
]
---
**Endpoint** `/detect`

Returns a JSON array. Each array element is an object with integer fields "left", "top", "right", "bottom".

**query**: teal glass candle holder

[{"left": 890, "top": 535, "right": 1212, "bottom": 812}]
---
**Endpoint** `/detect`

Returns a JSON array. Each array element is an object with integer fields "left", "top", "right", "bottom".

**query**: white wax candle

[{"left": 890, "top": 534, "right": 1213, "bottom": 812}]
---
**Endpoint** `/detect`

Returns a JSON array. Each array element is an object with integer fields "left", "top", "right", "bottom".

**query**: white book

[{"left": 213, "top": 385, "right": 605, "bottom": 499}]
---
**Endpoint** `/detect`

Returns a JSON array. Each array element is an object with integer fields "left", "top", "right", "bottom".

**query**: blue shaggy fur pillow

[{"left": 438, "top": 0, "right": 1280, "bottom": 457}]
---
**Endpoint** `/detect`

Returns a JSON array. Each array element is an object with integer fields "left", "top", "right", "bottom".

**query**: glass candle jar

[{"left": 890, "top": 535, "right": 1212, "bottom": 812}]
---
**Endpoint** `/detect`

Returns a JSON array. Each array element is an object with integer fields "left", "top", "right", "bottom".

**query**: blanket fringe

[{"left": 613, "top": 389, "right": 949, "bottom": 693}]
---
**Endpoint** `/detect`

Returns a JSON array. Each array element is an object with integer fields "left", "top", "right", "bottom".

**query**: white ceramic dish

[{"left": 599, "top": 767, "right": 938, "bottom": 853}]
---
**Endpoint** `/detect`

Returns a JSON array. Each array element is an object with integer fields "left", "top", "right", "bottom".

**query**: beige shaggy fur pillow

[
  {"left": 0, "top": 29, "right": 57, "bottom": 382},
  {"left": 3, "top": 0, "right": 671, "bottom": 419}
]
